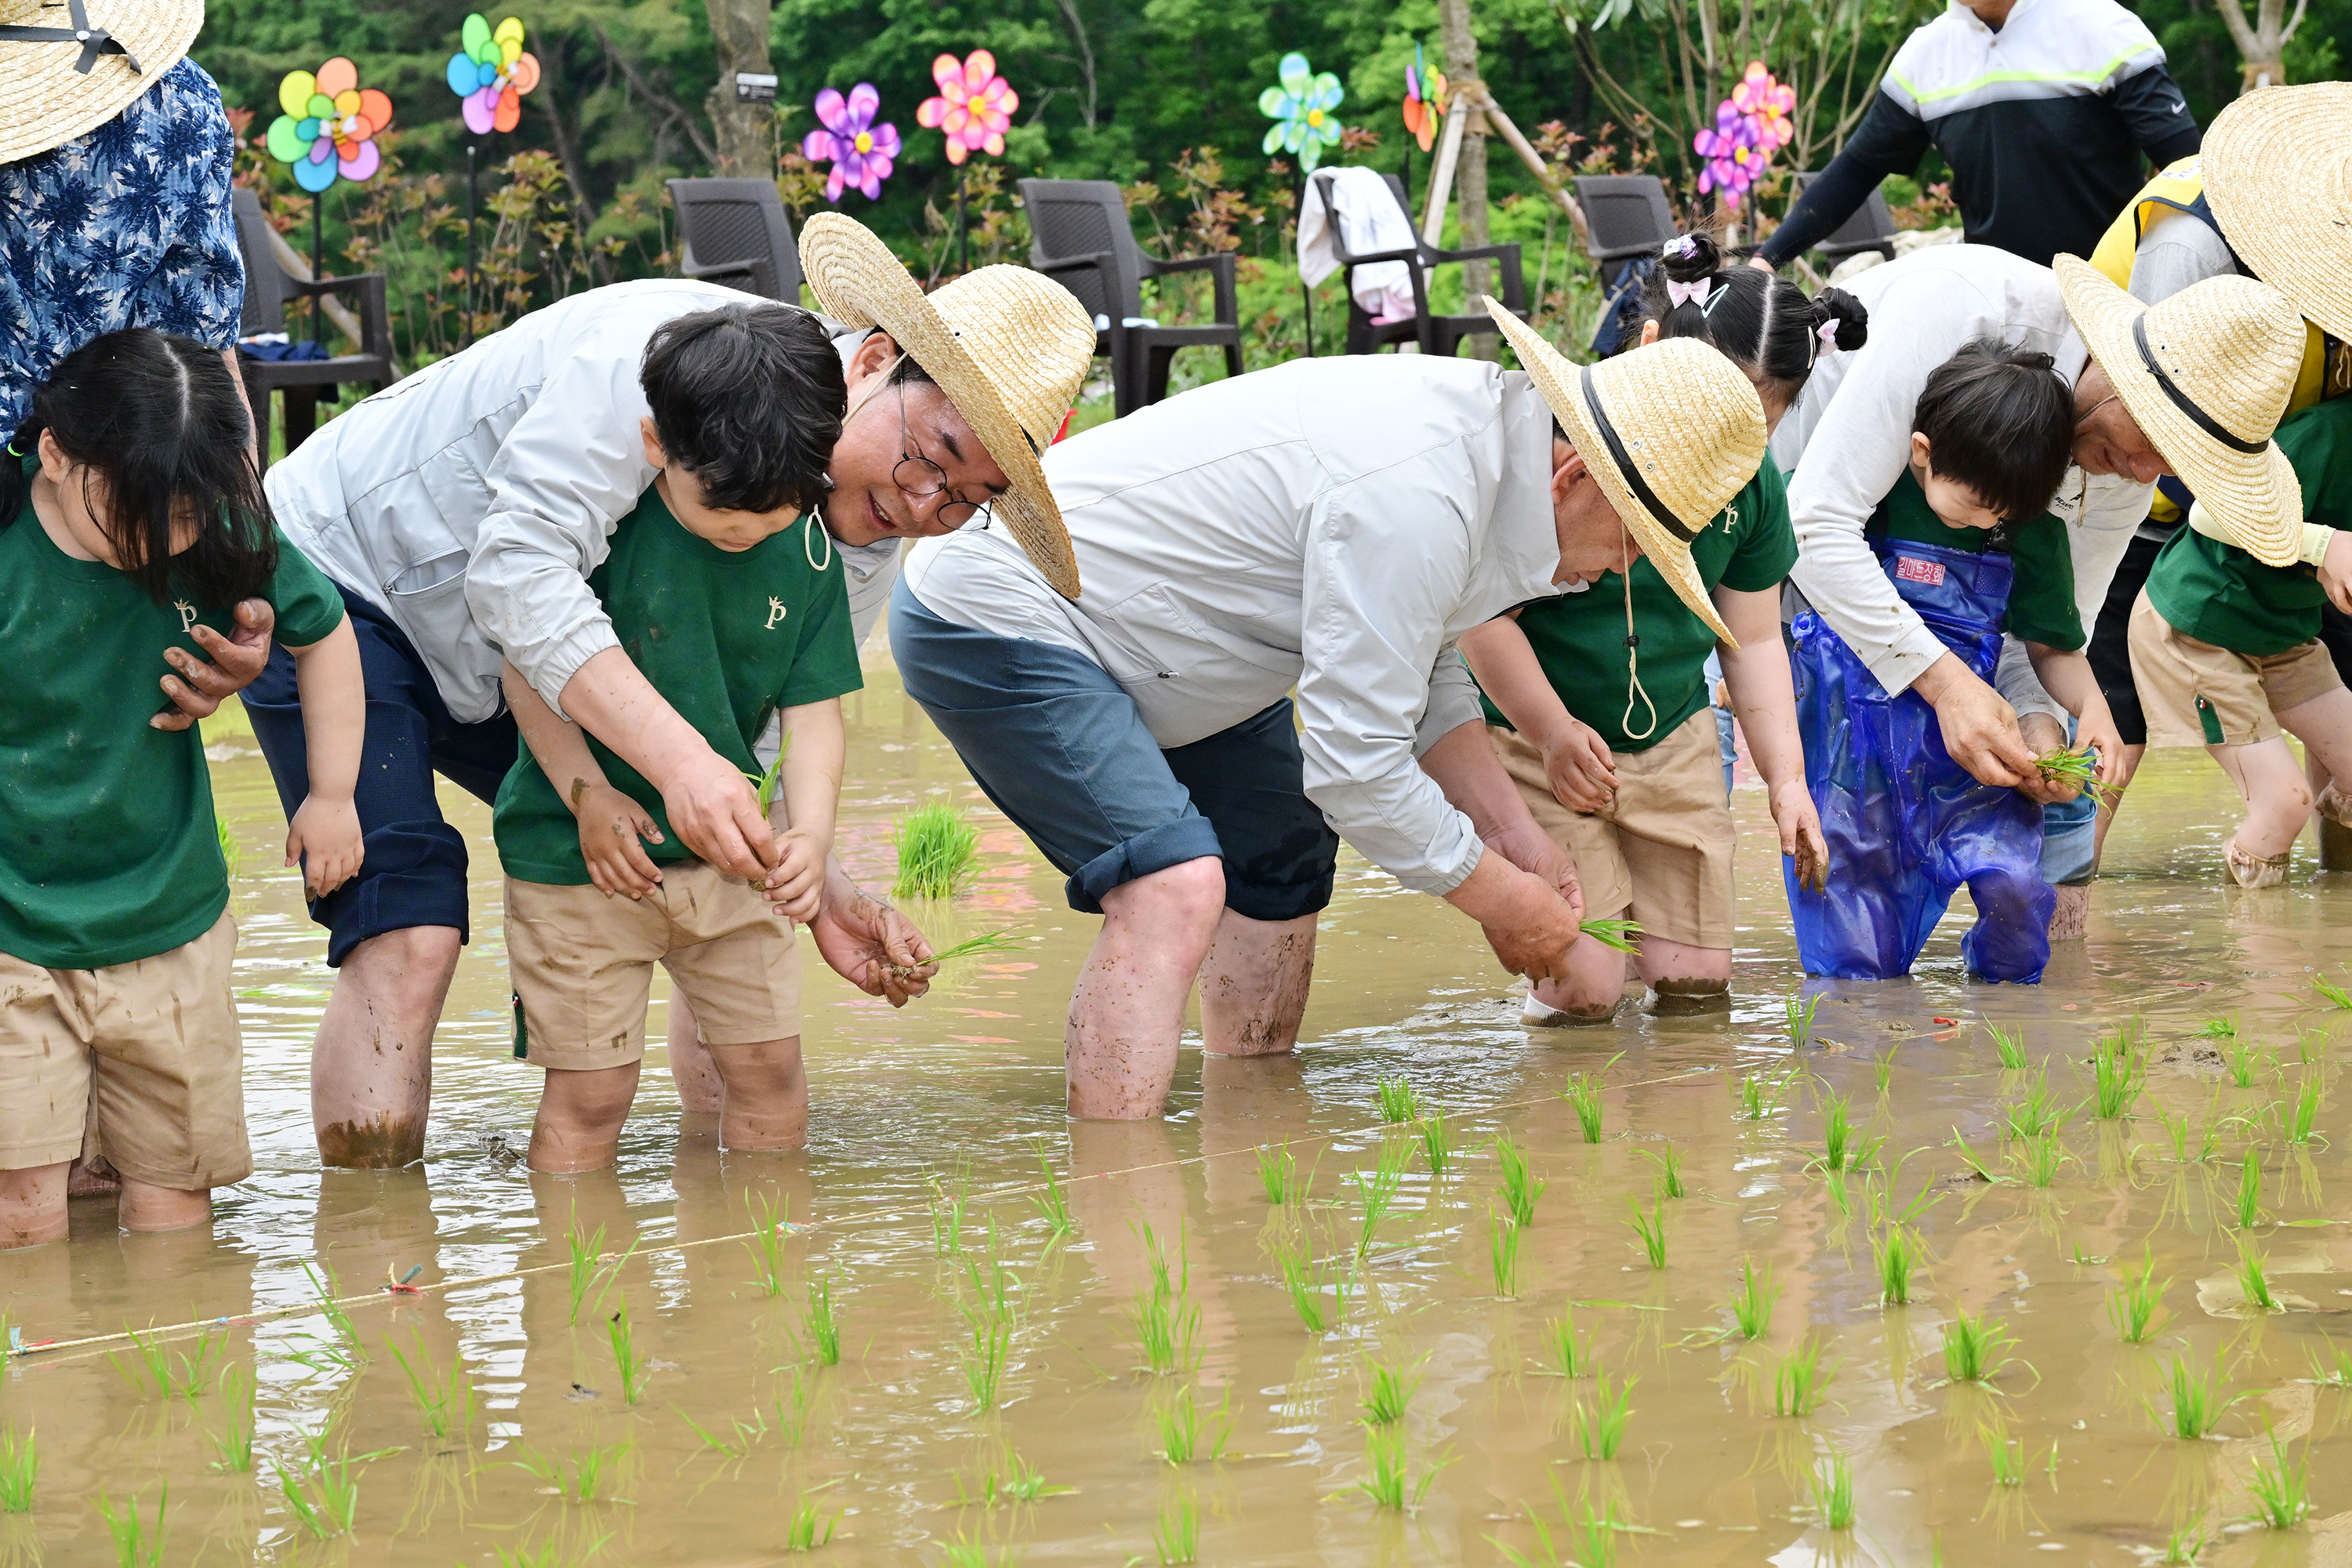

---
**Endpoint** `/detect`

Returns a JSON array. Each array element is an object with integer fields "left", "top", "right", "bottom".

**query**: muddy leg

[
  {"left": 118, "top": 1179, "right": 211, "bottom": 1234},
  {"left": 705, "top": 1036, "right": 808, "bottom": 1151},
  {"left": 313, "top": 925, "right": 459, "bottom": 1167},
  {"left": 1528, "top": 903, "right": 1634, "bottom": 1023},
  {"left": 1198, "top": 911, "right": 1316, "bottom": 1058},
  {"left": 0, "top": 1162, "right": 68, "bottom": 1249},
  {"left": 1637, "top": 933, "right": 1732, "bottom": 1014},
  {"left": 1068, "top": 857, "right": 1225, "bottom": 1120},
  {"left": 528, "top": 1062, "right": 642, "bottom": 1174}
]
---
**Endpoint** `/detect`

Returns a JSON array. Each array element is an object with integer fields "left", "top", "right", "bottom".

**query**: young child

[
  {"left": 0, "top": 329, "right": 365, "bottom": 1248},
  {"left": 2127, "top": 394, "right": 2352, "bottom": 886},
  {"left": 1788, "top": 339, "right": 2125, "bottom": 983},
  {"left": 1461, "top": 232, "right": 1863, "bottom": 1022},
  {"left": 491, "top": 302, "right": 860, "bottom": 1174}
]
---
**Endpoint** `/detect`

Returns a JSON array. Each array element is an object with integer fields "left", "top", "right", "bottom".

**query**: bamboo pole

[
  {"left": 1475, "top": 93, "right": 1590, "bottom": 248},
  {"left": 1420, "top": 93, "right": 1471, "bottom": 245}
]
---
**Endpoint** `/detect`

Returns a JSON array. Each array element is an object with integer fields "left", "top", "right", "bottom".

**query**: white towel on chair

[{"left": 1297, "top": 166, "right": 1419, "bottom": 322}]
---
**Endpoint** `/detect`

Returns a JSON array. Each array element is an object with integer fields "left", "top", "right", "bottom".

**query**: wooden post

[
  {"left": 1420, "top": 95, "right": 1469, "bottom": 246},
  {"left": 1475, "top": 94, "right": 1588, "bottom": 249}
]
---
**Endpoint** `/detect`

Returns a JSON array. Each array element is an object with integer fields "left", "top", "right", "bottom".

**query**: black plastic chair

[
  {"left": 230, "top": 187, "right": 397, "bottom": 472},
  {"left": 1790, "top": 172, "right": 1900, "bottom": 265},
  {"left": 1573, "top": 175, "right": 1679, "bottom": 267},
  {"left": 1018, "top": 178, "right": 1243, "bottom": 417},
  {"left": 1308, "top": 169, "right": 1529, "bottom": 358},
  {"left": 666, "top": 177, "right": 804, "bottom": 301}
]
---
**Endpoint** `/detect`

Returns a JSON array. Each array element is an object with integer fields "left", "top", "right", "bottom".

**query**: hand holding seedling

[
  {"left": 571, "top": 777, "right": 666, "bottom": 899},
  {"left": 661, "top": 746, "right": 781, "bottom": 883},
  {"left": 811, "top": 883, "right": 938, "bottom": 1005},
  {"left": 1913, "top": 654, "right": 2040, "bottom": 791},
  {"left": 285, "top": 793, "right": 363, "bottom": 898},
  {"left": 152, "top": 598, "right": 274, "bottom": 731}
]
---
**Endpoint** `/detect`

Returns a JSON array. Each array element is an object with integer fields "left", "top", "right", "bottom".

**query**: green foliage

[
  {"left": 1770, "top": 1338, "right": 1826, "bottom": 1417},
  {"left": 1578, "top": 918, "right": 1642, "bottom": 953},
  {"left": 1812, "top": 1451, "right": 1855, "bottom": 1530},
  {"left": 1495, "top": 1133, "right": 1546, "bottom": 1225},
  {"left": 1560, "top": 1074, "right": 1606, "bottom": 1144},
  {"left": 0, "top": 1428, "right": 34, "bottom": 1513},
  {"left": 1785, "top": 994, "right": 1819, "bottom": 1049},
  {"left": 1153, "top": 1494, "right": 1200, "bottom": 1563},
  {"left": 1030, "top": 1144, "right": 1076, "bottom": 1234},
  {"left": 804, "top": 1272, "right": 842, "bottom": 1366},
  {"left": 891, "top": 803, "right": 981, "bottom": 901},
  {"left": 98, "top": 1484, "right": 166, "bottom": 1567},
  {"left": 1273, "top": 1233, "right": 1341, "bottom": 1335},
  {"left": 1940, "top": 1310, "right": 2017, "bottom": 1383},
  {"left": 1986, "top": 1022, "right": 2028, "bottom": 1071},
  {"left": 387, "top": 1332, "right": 473, "bottom": 1440},
  {"left": 2245, "top": 1431, "right": 2311, "bottom": 1528},
  {"left": 1874, "top": 1226, "right": 1920, "bottom": 1305},
  {"left": 1374, "top": 1076, "right": 1420, "bottom": 1124},
  {"left": 1490, "top": 1207, "right": 1523, "bottom": 1300},
  {"left": 2149, "top": 1352, "right": 2245, "bottom": 1440},
  {"left": 1729, "top": 1259, "right": 1778, "bottom": 1341},
  {"left": 1256, "top": 1143, "right": 1299, "bottom": 1205},
  {"left": 607, "top": 1301, "right": 648, "bottom": 1403},
  {"left": 1627, "top": 1198, "right": 1668, "bottom": 1269},
  {"left": 1570, "top": 1370, "right": 1634, "bottom": 1460},
  {"left": 1416, "top": 1110, "right": 1456, "bottom": 1176},
  {"left": 1639, "top": 1141, "right": 1686, "bottom": 1198},
  {"left": 515, "top": 1442, "right": 630, "bottom": 1504},
  {"left": 1156, "top": 1385, "right": 1232, "bottom": 1465},
  {"left": 2107, "top": 1250, "right": 2169, "bottom": 1344},
  {"left": 1541, "top": 1308, "right": 1595, "bottom": 1380}
]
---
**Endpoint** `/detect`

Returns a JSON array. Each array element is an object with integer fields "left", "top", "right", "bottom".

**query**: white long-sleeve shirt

[
  {"left": 901, "top": 355, "right": 1566, "bottom": 897},
  {"left": 1772, "top": 245, "right": 2153, "bottom": 718}
]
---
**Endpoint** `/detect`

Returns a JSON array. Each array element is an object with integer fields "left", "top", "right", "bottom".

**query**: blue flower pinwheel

[{"left": 1259, "top": 52, "right": 1345, "bottom": 172}]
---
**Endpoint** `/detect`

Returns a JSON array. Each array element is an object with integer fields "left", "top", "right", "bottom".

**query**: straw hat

[
  {"left": 2055, "top": 258, "right": 2304, "bottom": 567},
  {"left": 2201, "top": 82, "right": 2352, "bottom": 343},
  {"left": 1483, "top": 298, "right": 1766, "bottom": 645},
  {"left": 800, "top": 213, "right": 1097, "bottom": 600},
  {"left": 0, "top": 0, "right": 200, "bottom": 165}
]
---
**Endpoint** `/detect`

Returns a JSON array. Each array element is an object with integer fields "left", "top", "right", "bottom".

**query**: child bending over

[
  {"left": 490, "top": 303, "right": 861, "bottom": 1173},
  {"left": 0, "top": 330, "right": 364, "bottom": 1248},
  {"left": 1789, "top": 339, "right": 2124, "bottom": 982}
]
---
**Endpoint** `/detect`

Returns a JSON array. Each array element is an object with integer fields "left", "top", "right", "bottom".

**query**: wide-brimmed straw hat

[
  {"left": 1483, "top": 298, "right": 1766, "bottom": 644},
  {"left": 2056, "top": 257, "right": 2304, "bottom": 567},
  {"left": 800, "top": 213, "right": 1097, "bottom": 599},
  {"left": 1, "top": 0, "right": 199, "bottom": 164},
  {"left": 2201, "top": 82, "right": 2352, "bottom": 344}
]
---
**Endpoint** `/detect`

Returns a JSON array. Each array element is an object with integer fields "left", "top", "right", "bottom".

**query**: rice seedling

[
  {"left": 1156, "top": 1385, "right": 1232, "bottom": 1464},
  {"left": 922, "top": 928, "right": 1033, "bottom": 965},
  {"left": 1490, "top": 1499, "right": 1613, "bottom": 1568},
  {"left": 1153, "top": 1494, "right": 1201, "bottom": 1563},
  {"left": 1998, "top": 1073, "right": 2070, "bottom": 1142},
  {"left": 1986, "top": 1022, "right": 2028, "bottom": 1070},
  {"left": 1980, "top": 1420, "right": 2024, "bottom": 1486},
  {"left": 929, "top": 1173, "right": 970, "bottom": 1257},
  {"left": 2157, "top": 1102, "right": 2224, "bottom": 1163},
  {"left": 0, "top": 1428, "right": 34, "bottom": 1513},
  {"left": 514, "top": 1441, "right": 630, "bottom": 1504},
  {"left": 387, "top": 1332, "right": 472, "bottom": 1441},
  {"left": 782, "top": 1498, "right": 838, "bottom": 1552},
  {"left": 2226, "top": 1038, "right": 2266, "bottom": 1090},
  {"left": 960, "top": 1310, "right": 1014, "bottom": 1412},
  {"left": 1873, "top": 1054, "right": 1894, "bottom": 1097},
  {"left": 2148, "top": 1352, "right": 2244, "bottom": 1440},
  {"left": 1580, "top": 917, "right": 1642, "bottom": 953},
  {"left": 599, "top": 1301, "right": 648, "bottom": 1403},
  {"left": 1874, "top": 1227, "right": 1920, "bottom": 1306},
  {"left": 1354, "top": 1427, "right": 1449, "bottom": 1512},
  {"left": 1029, "top": 1145, "right": 1076, "bottom": 1235},
  {"left": 2092, "top": 1030, "right": 2145, "bottom": 1120},
  {"left": 1416, "top": 1110, "right": 1457, "bottom": 1177},
  {"left": 2033, "top": 744, "right": 2100, "bottom": 794},
  {"left": 1540, "top": 1308, "right": 1595, "bottom": 1378},
  {"left": 1374, "top": 1075, "right": 1421, "bottom": 1123},
  {"left": 1129, "top": 1222, "right": 1201, "bottom": 1377},
  {"left": 215, "top": 812, "right": 241, "bottom": 880},
  {"left": 1818, "top": 1089, "right": 1883, "bottom": 1174},
  {"left": 114, "top": 1324, "right": 220, "bottom": 1402},
  {"left": 804, "top": 1272, "right": 841, "bottom": 1366},
  {"left": 2161, "top": 1517, "right": 2210, "bottom": 1565},
  {"left": 2285, "top": 1073, "right": 2325, "bottom": 1145},
  {"left": 563, "top": 1218, "right": 635, "bottom": 1327},
  {"left": 1736, "top": 1062, "right": 1801, "bottom": 1121},
  {"left": 1639, "top": 1142, "right": 1687, "bottom": 1199},
  {"left": 1559, "top": 1061, "right": 1615, "bottom": 1144},
  {"left": 1256, "top": 1143, "right": 1299, "bottom": 1205},
  {"left": 2307, "top": 1338, "right": 2352, "bottom": 1388},
  {"left": 2236, "top": 1238, "right": 2281, "bottom": 1312},
  {"left": 2314, "top": 971, "right": 2352, "bottom": 1010},
  {"left": 295, "top": 1259, "right": 365, "bottom": 1370},
  {"left": 278, "top": 1454, "right": 361, "bottom": 1540},
  {"left": 1272, "top": 1234, "right": 1341, "bottom": 1335},
  {"left": 2244, "top": 1431, "right": 2310, "bottom": 1527},
  {"left": 1940, "top": 1310, "right": 2017, "bottom": 1383},
  {"left": 1348, "top": 1161, "right": 1406, "bottom": 1257},
  {"left": 1729, "top": 1259, "right": 1779, "bottom": 1341},
  {"left": 1770, "top": 1338, "right": 1826, "bottom": 1417},
  {"left": 97, "top": 1484, "right": 165, "bottom": 1566},
  {"left": 891, "top": 800, "right": 980, "bottom": 900},
  {"left": 939, "top": 1536, "right": 1018, "bottom": 1568},
  {"left": 2012, "top": 1134, "right": 2069, "bottom": 1188},
  {"left": 2197, "top": 1012, "right": 2240, "bottom": 1040},
  {"left": 953, "top": 1447, "right": 1072, "bottom": 1505},
  {"left": 1570, "top": 1370, "right": 1635, "bottom": 1460},
  {"left": 2106, "top": 1250, "right": 2169, "bottom": 1344},
  {"left": 1627, "top": 1199, "right": 1668, "bottom": 1269},
  {"left": 2296, "top": 1025, "right": 2328, "bottom": 1066},
  {"left": 1494, "top": 1133, "right": 1546, "bottom": 1225},
  {"left": 1785, "top": 993, "right": 1818, "bottom": 1048},
  {"left": 2236, "top": 1152, "right": 2265, "bottom": 1229},
  {"left": 1359, "top": 1359, "right": 1420, "bottom": 1427},
  {"left": 207, "top": 1365, "right": 255, "bottom": 1473},
  {"left": 1490, "top": 1208, "right": 1523, "bottom": 1300},
  {"left": 1812, "top": 1451, "right": 1856, "bottom": 1530},
  {"left": 744, "top": 1191, "right": 792, "bottom": 1297}
]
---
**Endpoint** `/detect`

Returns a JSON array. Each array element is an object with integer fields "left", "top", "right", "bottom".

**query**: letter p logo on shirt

[
  {"left": 766, "top": 597, "right": 787, "bottom": 630},
  {"left": 175, "top": 599, "right": 198, "bottom": 633}
]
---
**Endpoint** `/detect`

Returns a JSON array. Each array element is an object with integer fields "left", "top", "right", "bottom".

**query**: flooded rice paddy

[{"left": 9, "top": 652, "right": 2352, "bottom": 1566}]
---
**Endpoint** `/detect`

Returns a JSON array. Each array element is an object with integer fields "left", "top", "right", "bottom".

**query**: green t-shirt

[
  {"left": 1873, "top": 467, "right": 2082, "bottom": 650},
  {"left": 0, "top": 474, "right": 347, "bottom": 968},
  {"left": 2146, "top": 397, "right": 2352, "bottom": 657},
  {"left": 492, "top": 487, "right": 863, "bottom": 885},
  {"left": 1477, "top": 463, "right": 1797, "bottom": 754}
]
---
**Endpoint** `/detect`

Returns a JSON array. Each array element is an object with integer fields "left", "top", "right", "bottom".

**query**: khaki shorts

[
  {"left": 1493, "top": 709, "right": 1737, "bottom": 949},
  {"left": 505, "top": 862, "right": 801, "bottom": 1071},
  {"left": 0, "top": 911, "right": 250, "bottom": 1189},
  {"left": 2127, "top": 589, "right": 2345, "bottom": 748}
]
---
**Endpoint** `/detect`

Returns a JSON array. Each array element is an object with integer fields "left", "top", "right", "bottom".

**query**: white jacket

[{"left": 901, "top": 355, "right": 1565, "bottom": 897}]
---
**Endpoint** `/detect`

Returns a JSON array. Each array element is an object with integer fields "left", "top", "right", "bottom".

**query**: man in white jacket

[{"left": 895, "top": 314, "right": 1769, "bottom": 1120}]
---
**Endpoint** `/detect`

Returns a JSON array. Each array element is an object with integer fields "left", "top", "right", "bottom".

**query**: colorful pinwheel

[
  {"left": 917, "top": 49, "right": 1017, "bottom": 165},
  {"left": 445, "top": 14, "right": 540, "bottom": 136},
  {"left": 1732, "top": 61, "right": 1796, "bottom": 155},
  {"left": 267, "top": 58, "right": 393, "bottom": 193},
  {"left": 1259, "top": 52, "right": 1345, "bottom": 172},
  {"left": 1402, "top": 45, "right": 1447, "bottom": 154},
  {"left": 1693, "top": 61, "right": 1796, "bottom": 209},
  {"left": 803, "top": 85, "right": 899, "bottom": 202}
]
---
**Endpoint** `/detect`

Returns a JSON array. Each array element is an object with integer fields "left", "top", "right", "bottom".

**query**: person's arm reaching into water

[{"left": 1715, "top": 583, "right": 1831, "bottom": 888}]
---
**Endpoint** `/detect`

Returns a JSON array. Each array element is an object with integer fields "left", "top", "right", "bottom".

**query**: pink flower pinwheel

[
  {"left": 1693, "top": 103, "right": 1761, "bottom": 208},
  {"left": 803, "top": 84, "right": 900, "bottom": 202},
  {"left": 917, "top": 49, "right": 1017, "bottom": 165},
  {"left": 1731, "top": 61, "right": 1795, "bottom": 153}
]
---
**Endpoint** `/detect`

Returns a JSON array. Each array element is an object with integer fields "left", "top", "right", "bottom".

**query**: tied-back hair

[
  {"left": 0, "top": 329, "right": 276, "bottom": 608},
  {"left": 640, "top": 302, "right": 847, "bottom": 514},
  {"left": 1913, "top": 338, "right": 2075, "bottom": 523},
  {"left": 1636, "top": 232, "right": 1869, "bottom": 401}
]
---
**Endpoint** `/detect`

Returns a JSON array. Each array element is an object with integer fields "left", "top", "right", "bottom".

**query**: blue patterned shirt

[{"left": 1, "top": 58, "right": 245, "bottom": 437}]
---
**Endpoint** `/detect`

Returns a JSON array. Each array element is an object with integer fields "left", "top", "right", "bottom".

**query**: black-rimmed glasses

[{"left": 894, "top": 382, "right": 986, "bottom": 529}]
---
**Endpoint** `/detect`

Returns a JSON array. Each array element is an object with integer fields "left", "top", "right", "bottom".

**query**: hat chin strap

[{"left": 0, "top": 0, "right": 142, "bottom": 71}]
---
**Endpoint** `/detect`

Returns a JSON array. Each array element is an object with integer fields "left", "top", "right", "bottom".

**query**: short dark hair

[
  {"left": 640, "top": 303, "right": 846, "bottom": 513},
  {"left": 1, "top": 328, "right": 276, "bottom": 608},
  {"left": 1637, "top": 231, "right": 1868, "bottom": 399},
  {"left": 1912, "top": 338, "right": 2074, "bottom": 521}
]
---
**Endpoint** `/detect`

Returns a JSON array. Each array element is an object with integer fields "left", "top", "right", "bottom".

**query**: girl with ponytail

[{"left": 1459, "top": 235, "right": 1841, "bottom": 1023}]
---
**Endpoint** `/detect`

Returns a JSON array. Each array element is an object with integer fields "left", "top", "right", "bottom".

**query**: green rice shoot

[
  {"left": 1415, "top": 1110, "right": 1456, "bottom": 1176},
  {"left": 1489, "top": 1207, "right": 1523, "bottom": 1300},
  {"left": 1940, "top": 1310, "right": 2017, "bottom": 1383},
  {"left": 1812, "top": 1451, "right": 1856, "bottom": 1530},
  {"left": 2107, "top": 1250, "right": 2169, "bottom": 1344},
  {"left": 2236, "top": 1238, "right": 2281, "bottom": 1312},
  {"left": 2314, "top": 971, "right": 2352, "bottom": 1010},
  {"left": 1981, "top": 1420, "right": 2024, "bottom": 1486},
  {"left": 387, "top": 1332, "right": 473, "bottom": 1441},
  {"left": 2148, "top": 1352, "right": 2243, "bottom": 1440},
  {"left": 1359, "top": 1359, "right": 1420, "bottom": 1427},
  {"left": 1628, "top": 1198, "right": 1668, "bottom": 1269},
  {"left": 1029, "top": 1144, "right": 1076, "bottom": 1234},
  {"left": 1786, "top": 993, "right": 1819, "bottom": 1048},
  {"left": 2245, "top": 1431, "right": 2311, "bottom": 1528},
  {"left": 891, "top": 801, "right": 982, "bottom": 900},
  {"left": 1570, "top": 1370, "right": 1635, "bottom": 1460},
  {"left": 98, "top": 1483, "right": 166, "bottom": 1566},
  {"left": 1730, "top": 1259, "right": 1779, "bottom": 1341},
  {"left": 804, "top": 1273, "right": 841, "bottom": 1366},
  {"left": 1157, "top": 1385, "right": 1232, "bottom": 1464},
  {"left": 0, "top": 1427, "right": 34, "bottom": 1513},
  {"left": 1874, "top": 1226, "right": 1920, "bottom": 1306},
  {"left": 1541, "top": 1307, "right": 1595, "bottom": 1378},
  {"left": 1256, "top": 1143, "right": 1300, "bottom": 1206},
  {"left": 2237, "top": 1151, "right": 2264, "bottom": 1229},
  {"left": 1152, "top": 1495, "right": 1201, "bottom": 1564},
  {"left": 1374, "top": 1076, "right": 1421, "bottom": 1124},
  {"left": 1494, "top": 1133, "right": 1545, "bottom": 1225},
  {"left": 1579, "top": 917, "right": 1642, "bottom": 953},
  {"left": 1769, "top": 1338, "right": 1826, "bottom": 1417},
  {"left": 1639, "top": 1141, "right": 1687, "bottom": 1199},
  {"left": 1986, "top": 1022, "right": 2028, "bottom": 1071}
]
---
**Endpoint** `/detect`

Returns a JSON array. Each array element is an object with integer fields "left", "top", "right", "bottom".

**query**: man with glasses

[{"left": 251, "top": 238, "right": 1093, "bottom": 1169}]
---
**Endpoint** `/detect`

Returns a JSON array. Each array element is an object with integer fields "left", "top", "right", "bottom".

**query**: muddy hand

[{"left": 154, "top": 597, "right": 275, "bottom": 730}]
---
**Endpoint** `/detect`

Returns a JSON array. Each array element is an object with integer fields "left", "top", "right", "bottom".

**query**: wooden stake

[{"left": 1420, "top": 95, "right": 1470, "bottom": 245}]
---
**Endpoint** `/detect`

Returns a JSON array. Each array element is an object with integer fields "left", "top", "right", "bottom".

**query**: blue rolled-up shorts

[
  {"left": 245, "top": 584, "right": 518, "bottom": 966},
  {"left": 891, "top": 583, "right": 1340, "bottom": 921}
]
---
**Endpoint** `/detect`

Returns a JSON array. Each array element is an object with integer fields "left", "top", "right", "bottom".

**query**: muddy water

[{"left": 8, "top": 656, "right": 2352, "bottom": 1568}]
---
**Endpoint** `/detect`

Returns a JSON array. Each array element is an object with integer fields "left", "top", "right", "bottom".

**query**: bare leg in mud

[
  {"left": 666, "top": 995, "right": 725, "bottom": 1114},
  {"left": 1067, "top": 857, "right": 1225, "bottom": 1120},
  {"left": 1197, "top": 911, "right": 1317, "bottom": 1057},
  {"left": 1528, "top": 902, "right": 1726, "bottom": 1020},
  {"left": 312, "top": 926, "right": 459, "bottom": 1167}
]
